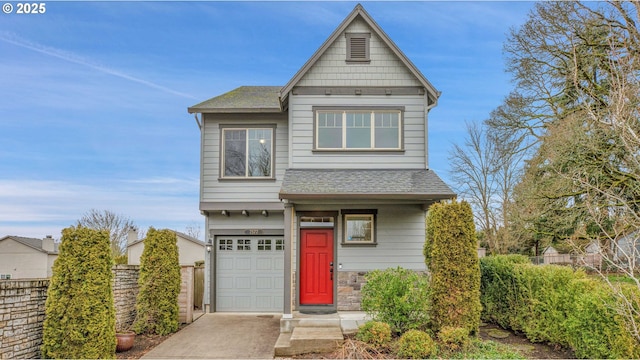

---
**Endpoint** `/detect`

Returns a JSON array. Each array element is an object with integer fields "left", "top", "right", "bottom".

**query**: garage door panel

[{"left": 216, "top": 237, "right": 284, "bottom": 312}]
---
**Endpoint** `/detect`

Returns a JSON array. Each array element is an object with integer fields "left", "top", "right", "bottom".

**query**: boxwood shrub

[
  {"left": 360, "top": 267, "right": 430, "bottom": 334},
  {"left": 480, "top": 255, "right": 640, "bottom": 358}
]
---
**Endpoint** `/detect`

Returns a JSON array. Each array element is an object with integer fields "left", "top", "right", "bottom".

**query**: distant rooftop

[{"left": 188, "top": 86, "right": 282, "bottom": 113}]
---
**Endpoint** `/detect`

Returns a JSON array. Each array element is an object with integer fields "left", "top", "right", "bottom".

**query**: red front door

[{"left": 300, "top": 228, "right": 334, "bottom": 305}]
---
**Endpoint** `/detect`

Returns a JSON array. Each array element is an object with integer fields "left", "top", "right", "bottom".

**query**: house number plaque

[{"left": 245, "top": 229, "right": 263, "bottom": 235}]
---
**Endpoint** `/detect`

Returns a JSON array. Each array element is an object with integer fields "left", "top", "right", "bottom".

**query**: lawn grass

[
  {"left": 606, "top": 273, "right": 637, "bottom": 284},
  {"left": 445, "top": 339, "right": 525, "bottom": 359}
]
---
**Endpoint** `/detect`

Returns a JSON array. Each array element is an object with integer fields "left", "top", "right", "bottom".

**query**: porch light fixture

[
  {"left": 261, "top": 210, "right": 269, "bottom": 217},
  {"left": 221, "top": 210, "right": 229, "bottom": 217},
  {"left": 206, "top": 239, "right": 213, "bottom": 252},
  {"left": 242, "top": 210, "right": 250, "bottom": 217}
]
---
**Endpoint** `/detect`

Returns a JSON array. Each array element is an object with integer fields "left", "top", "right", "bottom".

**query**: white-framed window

[
  {"left": 342, "top": 210, "right": 377, "bottom": 245},
  {"left": 316, "top": 110, "right": 401, "bottom": 150},
  {"left": 221, "top": 127, "right": 273, "bottom": 178},
  {"left": 0, "top": 274, "right": 11, "bottom": 280}
]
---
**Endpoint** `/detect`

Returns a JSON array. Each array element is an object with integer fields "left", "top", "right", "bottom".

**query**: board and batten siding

[
  {"left": 296, "top": 17, "right": 422, "bottom": 88},
  {"left": 288, "top": 95, "right": 427, "bottom": 169},
  {"left": 201, "top": 113, "right": 288, "bottom": 203},
  {"left": 292, "top": 204, "right": 427, "bottom": 271}
]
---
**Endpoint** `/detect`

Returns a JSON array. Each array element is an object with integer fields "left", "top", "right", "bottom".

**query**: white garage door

[{"left": 216, "top": 236, "right": 284, "bottom": 312}]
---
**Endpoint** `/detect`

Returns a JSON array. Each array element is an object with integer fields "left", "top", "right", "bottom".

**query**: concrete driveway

[{"left": 141, "top": 313, "right": 281, "bottom": 359}]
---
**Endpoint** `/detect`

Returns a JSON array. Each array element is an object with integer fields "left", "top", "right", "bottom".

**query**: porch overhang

[{"left": 279, "top": 169, "right": 456, "bottom": 208}]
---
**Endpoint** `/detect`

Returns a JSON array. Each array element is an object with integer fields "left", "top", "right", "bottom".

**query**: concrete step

[{"left": 275, "top": 326, "right": 344, "bottom": 356}]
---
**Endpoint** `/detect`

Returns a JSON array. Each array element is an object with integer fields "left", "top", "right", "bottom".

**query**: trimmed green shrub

[
  {"left": 438, "top": 326, "right": 470, "bottom": 352},
  {"left": 133, "top": 228, "right": 181, "bottom": 335},
  {"left": 355, "top": 321, "right": 392, "bottom": 348},
  {"left": 396, "top": 329, "right": 436, "bottom": 359},
  {"left": 426, "top": 200, "right": 481, "bottom": 336},
  {"left": 480, "top": 255, "right": 640, "bottom": 358},
  {"left": 42, "top": 226, "right": 116, "bottom": 359},
  {"left": 360, "top": 267, "right": 430, "bottom": 334},
  {"left": 479, "top": 254, "right": 530, "bottom": 329}
]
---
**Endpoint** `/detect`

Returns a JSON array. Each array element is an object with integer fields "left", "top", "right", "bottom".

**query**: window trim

[
  {"left": 346, "top": 32, "right": 371, "bottom": 63},
  {"left": 341, "top": 209, "right": 377, "bottom": 246},
  {"left": 219, "top": 124, "right": 276, "bottom": 179},
  {"left": 313, "top": 107, "right": 404, "bottom": 151}
]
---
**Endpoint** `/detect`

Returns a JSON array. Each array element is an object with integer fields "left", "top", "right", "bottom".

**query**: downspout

[
  {"left": 193, "top": 113, "right": 202, "bottom": 130},
  {"left": 424, "top": 92, "right": 439, "bottom": 169}
]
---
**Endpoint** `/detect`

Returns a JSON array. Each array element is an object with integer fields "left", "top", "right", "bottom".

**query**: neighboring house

[
  {"left": 543, "top": 246, "right": 571, "bottom": 265},
  {"left": 126, "top": 229, "right": 205, "bottom": 266},
  {"left": 0, "top": 235, "right": 58, "bottom": 279},
  {"left": 614, "top": 232, "right": 640, "bottom": 269},
  {"left": 188, "top": 4, "right": 455, "bottom": 314}
]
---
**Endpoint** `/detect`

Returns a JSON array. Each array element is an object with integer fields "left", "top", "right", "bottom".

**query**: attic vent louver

[{"left": 346, "top": 33, "right": 370, "bottom": 63}]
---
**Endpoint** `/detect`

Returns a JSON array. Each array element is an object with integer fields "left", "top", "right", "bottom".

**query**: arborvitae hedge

[
  {"left": 426, "top": 200, "right": 481, "bottom": 336},
  {"left": 42, "top": 226, "right": 116, "bottom": 359},
  {"left": 480, "top": 255, "right": 640, "bottom": 358},
  {"left": 133, "top": 228, "right": 181, "bottom": 335}
]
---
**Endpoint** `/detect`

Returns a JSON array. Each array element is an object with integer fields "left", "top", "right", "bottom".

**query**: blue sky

[{"left": 0, "top": 1, "right": 534, "bottom": 240}]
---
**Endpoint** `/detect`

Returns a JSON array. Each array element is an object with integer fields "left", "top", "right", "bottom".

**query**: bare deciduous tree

[{"left": 77, "top": 209, "right": 136, "bottom": 257}]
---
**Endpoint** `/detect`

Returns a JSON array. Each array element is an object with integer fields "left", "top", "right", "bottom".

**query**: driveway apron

[{"left": 141, "top": 313, "right": 281, "bottom": 359}]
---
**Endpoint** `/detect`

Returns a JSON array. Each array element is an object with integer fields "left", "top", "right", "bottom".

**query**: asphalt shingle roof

[
  {"left": 0, "top": 235, "right": 58, "bottom": 254},
  {"left": 187, "top": 86, "right": 282, "bottom": 113},
  {"left": 279, "top": 169, "right": 456, "bottom": 201}
]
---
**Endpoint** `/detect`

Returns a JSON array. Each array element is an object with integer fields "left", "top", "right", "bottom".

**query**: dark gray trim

[
  {"left": 312, "top": 105, "right": 405, "bottom": 111},
  {"left": 295, "top": 211, "right": 339, "bottom": 311},
  {"left": 294, "top": 87, "right": 424, "bottom": 96},
  {"left": 200, "top": 202, "right": 285, "bottom": 211},
  {"left": 283, "top": 203, "right": 293, "bottom": 315},
  {"left": 209, "top": 229, "right": 284, "bottom": 237},
  {"left": 346, "top": 32, "right": 371, "bottom": 63},
  {"left": 341, "top": 209, "right": 378, "bottom": 246},
  {"left": 218, "top": 124, "right": 277, "bottom": 180}
]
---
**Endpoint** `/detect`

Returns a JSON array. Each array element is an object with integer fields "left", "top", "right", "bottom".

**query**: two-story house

[{"left": 188, "top": 4, "right": 455, "bottom": 316}]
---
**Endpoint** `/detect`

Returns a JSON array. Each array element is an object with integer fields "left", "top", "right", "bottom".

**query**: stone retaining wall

[
  {"left": 0, "top": 266, "right": 141, "bottom": 359},
  {"left": 0, "top": 279, "right": 49, "bottom": 359},
  {"left": 113, "top": 265, "right": 140, "bottom": 331}
]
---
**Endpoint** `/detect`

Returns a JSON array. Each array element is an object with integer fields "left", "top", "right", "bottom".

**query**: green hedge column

[
  {"left": 426, "top": 200, "right": 481, "bottom": 335},
  {"left": 42, "top": 226, "right": 116, "bottom": 359},
  {"left": 133, "top": 228, "right": 181, "bottom": 335}
]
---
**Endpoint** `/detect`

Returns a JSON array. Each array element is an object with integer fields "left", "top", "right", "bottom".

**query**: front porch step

[{"left": 275, "top": 326, "right": 344, "bottom": 356}]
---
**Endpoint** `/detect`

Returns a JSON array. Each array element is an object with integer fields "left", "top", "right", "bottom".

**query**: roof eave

[{"left": 279, "top": 192, "right": 455, "bottom": 201}]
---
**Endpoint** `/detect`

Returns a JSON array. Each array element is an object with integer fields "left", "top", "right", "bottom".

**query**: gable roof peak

[{"left": 280, "top": 3, "right": 440, "bottom": 107}]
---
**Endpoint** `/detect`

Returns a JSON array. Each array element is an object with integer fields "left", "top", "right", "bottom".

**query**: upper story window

[
  {"left": 221, "top": 127, "right": 273, "bottom": 178},
  {"left": 346, "top": 33, "right": 370, "bottom": 63},
  {"left": 315, "top": 110, "right": 402, "bottom": 150}
]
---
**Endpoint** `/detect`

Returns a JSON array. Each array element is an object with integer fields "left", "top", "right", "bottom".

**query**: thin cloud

[{"left": 0, "top": 31, "right": 198, "bottom": 100}]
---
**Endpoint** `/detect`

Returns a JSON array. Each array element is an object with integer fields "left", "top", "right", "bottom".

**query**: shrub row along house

[{"left": 188, "top": 4, "right": 455, "bottom": 316}]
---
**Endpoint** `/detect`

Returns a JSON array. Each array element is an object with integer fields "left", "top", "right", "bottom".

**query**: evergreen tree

[
  {"left": 133, "top": 228, "right": 181, "bottom": 335},
  {"left": 426, "top": 201, "right": 481, "bottom": 336},
  {"left": 42, "top": 226, "right": 116, "bottom": 359}
]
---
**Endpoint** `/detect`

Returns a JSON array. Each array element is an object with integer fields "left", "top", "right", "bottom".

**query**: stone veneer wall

[
  {"left": 0, "top": 266, "right": 141, "bottom": 359},
  {"left": 0, "top": 279, "right": 49, "bottom": 359},
  {"left": 337, "top": 271, "right": 368, "bottom": 311},
  {"left": 112, "top": 265, "right": 140, "bottom": 331}
]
